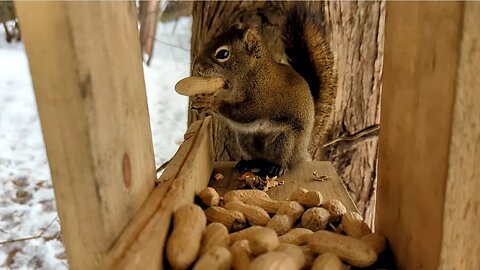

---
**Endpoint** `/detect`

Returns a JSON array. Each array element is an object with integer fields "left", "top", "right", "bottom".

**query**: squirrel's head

[{"left": 192, "top": 25, "right": 265, "bottom": 87}]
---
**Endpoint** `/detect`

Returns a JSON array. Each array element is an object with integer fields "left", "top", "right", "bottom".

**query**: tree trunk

[
  {"left": 322, "top": 1, "right": 385, "bottom": 226},
  {"left": 190, "top": 1, "right": 385, "bottom": 225}
]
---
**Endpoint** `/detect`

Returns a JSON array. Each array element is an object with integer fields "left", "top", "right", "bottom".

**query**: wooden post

[
  {"left": 99, "top": 118, "right": 214, "bottom": 270},
  {"left": 15, "top": 2, "right": 156, "bottom": 270},
  {"left": 377, "top": 2, "right": 480, "bottom": 269}
]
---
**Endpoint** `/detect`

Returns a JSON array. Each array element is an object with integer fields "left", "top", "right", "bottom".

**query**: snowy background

[{"left": 0, "top": 18, "right": 191, "bottom": 269}]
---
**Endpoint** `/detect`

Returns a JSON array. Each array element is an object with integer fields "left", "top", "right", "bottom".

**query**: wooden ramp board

[
  {"left": 98, "top": 118, "right": 214, "bottom": 270},
  {"left": 210, "top": 161, "right": 358, "bottom": 212}
]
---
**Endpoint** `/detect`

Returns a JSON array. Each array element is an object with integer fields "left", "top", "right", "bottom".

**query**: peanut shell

[
  {"left": 205, "top": 206, "right": 246, "bottom": 232},
  {"left": 301, "top": 207, "right": 330, "bottom": 231},
  {"left": 361, "top": 232, "right": 387, "bottom": 255},
  {"left": 198, "top": 187, "right": 220, "bottom": 207},
  {"left": 250, "top": 252, "right": 297, "bottom": 270},
  {"left": 223, "top": 189, "right": 269, "bottom": 203},
  {"left": 278, "top": 228, "right": 313, "bottom": 245},
  {"left": 225, "top": 201, "right": 270, "bottom": 226},
  {"left": 244, "top": 196, "right": 285, "bottom": 214},
  {"left": 322, "top": 199, "right": 347, "bottom": 222},
  {"left": 309, "top": 230, "right": 377, "bottom": 267},
  {"left": 341, "top": 211, "right": 372, "bottom": 238},
  {"left": 311, "top": 253, "right": 344, "bottom": 270},
  {"left": 193, "top": 246, "right": 232, "bottom": 270},
  {"left": 230, "top": 240, "right": 252, "bottom": 270},
  {"left": 200, "top": 222, "right": 229, "bottom": 254},
  {"left": 229, "top": 226, "right": 279, "bottom": 255},
  {"left": 166, "top": 204, "right": 206, "bottom": 270},
  {"left": 175, "top": 76, "right": 224, "bottom": 96}
]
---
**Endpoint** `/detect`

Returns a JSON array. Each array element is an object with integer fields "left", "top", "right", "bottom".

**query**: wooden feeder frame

[{"left": 15, "top": 1, "right": 479, "bottom": 270}]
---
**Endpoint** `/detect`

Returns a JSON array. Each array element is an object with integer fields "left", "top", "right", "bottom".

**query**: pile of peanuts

[{"left": 166, "top": 188, "right": 386, "bottom": 270}]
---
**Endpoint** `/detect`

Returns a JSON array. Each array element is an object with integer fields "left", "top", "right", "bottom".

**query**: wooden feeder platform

[{"left": 211, "top": 161, "right": 358, "bottom": 212}]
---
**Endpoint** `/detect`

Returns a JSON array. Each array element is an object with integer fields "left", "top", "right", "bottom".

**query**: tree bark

[
  {"left": 190, "top": 1, "right": 385, "bottom": 225},
  {"left": 322, "top": 1, "right": 385, "bottom": 226}
]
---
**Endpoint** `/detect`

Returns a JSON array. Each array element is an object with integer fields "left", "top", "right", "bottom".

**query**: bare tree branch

[{"left": 0, "top": 216, "right": 58, "bottom": 246}]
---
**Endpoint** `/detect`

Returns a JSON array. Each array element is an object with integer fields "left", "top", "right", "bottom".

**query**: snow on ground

[{"left": 0, "top": 17, "right": 191, "bottom": 269}]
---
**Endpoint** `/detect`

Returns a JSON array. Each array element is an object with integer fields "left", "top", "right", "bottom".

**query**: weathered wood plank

[
  {"left": 15, "top": 2, "right": 155, "bottom": 269},
  {"left": 97, "top": 120, "right": 203, "bottom": 270},
  {"left": 438, "top": 2, "right": 480, "bottom": 269},
  {"left": 211, "top": 161, "right": 358, "bottom": 213},
  {"left": 377, "top": 2, "right": 480, "bottom": 269},
  {"left": 99, "top": 117, "right": 214, "bottom": 270}
]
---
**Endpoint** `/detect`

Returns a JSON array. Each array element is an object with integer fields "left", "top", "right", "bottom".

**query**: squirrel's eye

[
  {"left": 214, "top": 46, "right": 231, "bottom": 62},
  {"left": 216, "top": 50, "right": 229, "bottom": 59}
]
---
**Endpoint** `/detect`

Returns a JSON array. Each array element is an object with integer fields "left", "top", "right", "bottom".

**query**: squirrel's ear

[{"left": 243, "top": 28, "right": 260, "bottom": 55}]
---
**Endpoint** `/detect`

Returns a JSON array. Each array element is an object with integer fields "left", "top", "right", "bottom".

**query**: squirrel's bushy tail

[{"left": 283, "top": 2, "right": 337, "bottom": 135}]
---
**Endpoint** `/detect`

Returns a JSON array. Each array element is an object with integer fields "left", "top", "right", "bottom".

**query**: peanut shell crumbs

[
  {"left": 214, "top": 173, "right": 224, "bottom": 181},
  {"left": 237, "top": 172, "right": 283, "bottom": 192},
  {"left": 313, "top": 171, "right": 331, "bottom": 181}
]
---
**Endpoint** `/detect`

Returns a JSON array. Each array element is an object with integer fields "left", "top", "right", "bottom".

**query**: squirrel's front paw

[
  {"left": 234, "top": 159, "right": 255, "bottom": 174},
  {"left": 263, "top": 164, "right": 286, "bottom": 178},
  {"left": 234, "top": 159, "right": 287, "bottom": 178}
]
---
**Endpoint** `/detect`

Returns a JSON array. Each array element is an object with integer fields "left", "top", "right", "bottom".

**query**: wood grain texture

[
  {"left": 15, "top": 2, "right": 155, "bottom": 269},
  {"left": 99, "top": 117, "right": 214, "bottom": 270},
  {"left": 439, "top": 2, "right": 480, "bottom": 269},
  {"left": 322, "top": 1, "right": 385, "bottom": 226},
  {"left": 211, "top": 161, "right": 358, "bottom": 213},
  {"left": 97, "top": 120, "right": 203, "bottom": 270},
  {"left": 377, "top": 2, "right": 479, "bottom": 269}
]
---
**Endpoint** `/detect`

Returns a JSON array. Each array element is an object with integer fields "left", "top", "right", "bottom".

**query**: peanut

[
  {"left": 311, "top": 253, "right": 344, "bottom": 270},
  {"left": 278, "top": 228, "right": 313, "bottom": 245},
  {"left": 193, "top": 246, "right": 232, "bottom": 270},
  {"left": 205, "top": 206, "right": 246, "bottom": 232},
  {"left": 341, "top": 211, "right": 372, "bottom": 238},
  {"left": 223, "top": 189, "right": 269, "bottom": 203},
  {"left": 175, "top": 76, "right": 225, "bottom": 96},
  {"left": 244, "top": 196, "right": 285, "bottom": 214},
  {"left": 309, "top": 230, "right": 377, "bottom": 267},
  {"left": 166, "top": 204, "right": 206, "bottom": 270},
  {"left": 200, "top": 222, "right": 229, "bottom": 254},
  {"left": 300, "top": 245, "right": 315, "bottom": 270},
  {"left": 322, "top": 200, "right": 347, "bottom": 222},
  {"left": 230, "top": 240, "right": 252, "bottom": 270},
  {"left": 361, "top": 232, "right": 386, "bottom": 255},
  {"left": 289, "top": 188, "right": 308, "bottom": 201},
  {"left": 277, "top": 243, "right": 306, "bottom": 269},
  {"left": 301, "top": 207, "right": 330, "bottom": 231},
  {"left": 198, "top": 187, "right": 220, "bottom": 207},
  {"left": 250, "top": 252, "right": 298, "bottom": 270},
  {"left": 290, "top": 188, "right": 323, "bottom": 207},
  {"left": 225, "top": 201, "right": 270, "bottom": 226},
  {"left": 267, "top": 201, "right": 304, "bottom": 235},
  {"left": 229, "top": 226, "right": 279, "bottom": 255}
]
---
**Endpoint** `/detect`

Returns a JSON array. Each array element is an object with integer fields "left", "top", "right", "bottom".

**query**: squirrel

[{"left": 191, "top": 3, "right": 337, "bottom": 177}]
